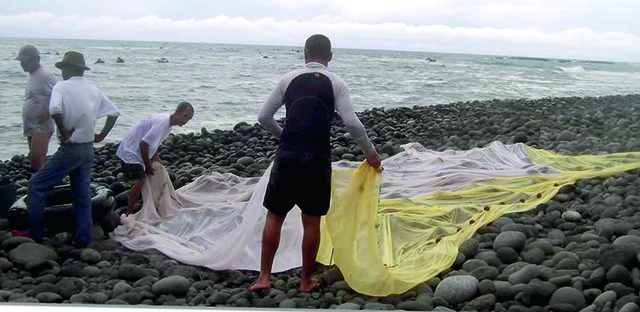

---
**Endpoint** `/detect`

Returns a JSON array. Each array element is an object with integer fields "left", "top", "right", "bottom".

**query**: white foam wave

[{"left": 558, "top": 66, "right": 586, "bottom": 73}]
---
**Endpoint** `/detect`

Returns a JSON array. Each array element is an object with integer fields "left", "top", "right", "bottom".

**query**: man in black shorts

[{"left": 250, "top": 34, "right": 381, "bottom": 292}]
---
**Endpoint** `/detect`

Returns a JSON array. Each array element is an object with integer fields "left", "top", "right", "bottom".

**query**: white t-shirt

[
  {"left": 49, "top": 76, "right": 120, "bottom": 143},
  {"left": 116, "top": 114, "right": 172, "bottom": 168},
  {"left": 258, "top": 62, "right": 376, "bottom": 156}
]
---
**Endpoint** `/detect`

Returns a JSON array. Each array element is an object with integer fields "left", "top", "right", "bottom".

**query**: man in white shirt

[
  {"left": 250, "top": 34, "right": 381, "bottom": 292},
  {"left": 27, "top": 51, "right": 120, "bottom": 247},
  {"left": 115, "top": 102, "right": 194, "bottom": 215},
  {"left": 15, "top": 44, "right": 59, "bottom": 171}
]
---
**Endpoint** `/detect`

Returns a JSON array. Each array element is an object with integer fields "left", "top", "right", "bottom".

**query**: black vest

[{"left": 279, "top": 72, "right": 335, "bottom": 154}]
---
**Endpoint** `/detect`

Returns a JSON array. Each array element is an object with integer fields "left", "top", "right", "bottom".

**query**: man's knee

[{"left": 301, "top": 214, "right": 321, "bottom": 227}]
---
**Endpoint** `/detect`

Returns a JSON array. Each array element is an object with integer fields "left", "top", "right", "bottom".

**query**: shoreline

[{"left": 1, "top": 94, "right": 640, "bottom": 310}]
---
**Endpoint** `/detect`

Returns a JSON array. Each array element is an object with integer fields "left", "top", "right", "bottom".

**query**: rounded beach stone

[
  {"left": 279, "top": 298, "right": 297, "bottom": 309},
  {"left": 508, "top": 264, "right": 540, "bottom": 285},
  {"left": 471, "top": 266, "right": 499, "bottom": 281},
  {"left": 557, "top": 130, "right": 576, "bottom": 141},
  {"left": 152, "top": 275, "right": 190, "bottom": 296},
  {"left": 606, "top": 265, "right": 632, "bottom": 285},
  {"left": 118, "top": 263, "right": 148, "bottom": 281},
  {"left": 459, "top": 238, "right": 479, "bottom": 258},
  {"left": 460, "top": 294, "right": 496, "bottom": 311},
  {"left": 1, "top": 237, "right": 34, "bottom": 250},
  {"left": 80, "top": 249, "right": 101, "bottom": 264},
  {"left": 35, "top": 292, "right": 63, "bottom": 303},
  {"left": 56, "top": 277, "right": 87, "bottom": 299},
  {"left": 433, "top": 275, "right": 479, "bottom": 306},
  {"left": 562, "top": 211, "right": 582, "bottom": 222},
  {"left": 336, "top": 302, "right": 360, "bottom": 310},
  {"left": 478, "top": 279, "right": 496, "bottom": 295},
  {"left": 461, "top": 259, "right": 488, "bottom": 272},
  {"left": 397, "top": 300, "right": 434, "bottom": 311},
  {"left": 496, "top": 247, "right": 519, "bottom": 264},
  {"left": 523, "top": 248, "right": 545, "bottom": 264},
  {"left": 619, "top": 302, "right": 640, "bottom": 312},
  {"left": 9, "top": 243, "right": 57, "bottom": 267},
  {"left": 520, "top": 281, "right": 556, "bottom": 307},
  {"left": 549, "top": 287, "right": 586, "bottom": 310}
]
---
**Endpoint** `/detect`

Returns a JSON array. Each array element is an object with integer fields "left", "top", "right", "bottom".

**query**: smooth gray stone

[
  {"left": 461, "top": 259, "right": 488, "bottom": 272},
  {"left": 606, "top": 265, "right": 632, "bottom": 285},
  {"left": 56, "top": 277, "right": 87, "bottom": 299},
  {"left": 35, "top": 292, "right": 63, "bottom": 303},
  {"left": 1, "top": 237, "right": 34, "bottom": 250},
  {"left": 278, "top": 298, "right": 296, "bottom": 309},
  {"left": 152, "top": 275, "right": 190, "bottom": 296},
  {"left": 494, "top": 231, "right": 527, "bottom": 251},
  {"left": 593, "top": 290, "right": 617, "bottom": 309},
  {"left": 80, "top": 249, "right": 101, "bottom": 264},
  {"left": 460, "top": 294, "right": 496, "bottom": 311},
  {"left": 562, "top": 211, "right": 582, "bottom": 222},
  {"left": 0, "top": 257, "right": 13, "bottom": 271},
  {"left": 112, "top": 281, "right": 134, "bottom": 297},
  {"left": 9, "top": 242, "right": 57, "bottom": 266},
  {"left": 459, "top": 238, "right": 479, "bottom": 258},
  {"left": 508, "top": 264, "right": 541, "bottom": 284},
  {"left": 549, "top": 287, "right": 587, "bottom": 310},
  {"left": 335, "top": 303, "right": 360, "bottom": 310},
  {"left": 471, "top": 266, "right": 500, "bottom": 281},
  {"left": 619, "top": 302, "right": 640, "bottom": 312},
  {"left": 434, "top": 275, "right": 479, "bottom": 306},
  {"left": 396, "top": 300, "right": 434, "bottom": 311}
]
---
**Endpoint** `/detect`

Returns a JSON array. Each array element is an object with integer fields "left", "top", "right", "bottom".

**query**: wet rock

[
  {"left": 493, "top": 231, "right": 527, "bottom": 251},
  {"left": 434, "top": 276, "right": 479, "bottom": 306},
  {"left": 152, "top": 275, "right": 190, "bottom": 296},
  {"left": 549, "top": 287, "right": 586, "bottom": 311},
  {"left": 9, "top": 243, "right": 57, "bottom": 267}
]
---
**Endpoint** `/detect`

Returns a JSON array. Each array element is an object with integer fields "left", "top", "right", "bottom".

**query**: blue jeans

[{"left": 27, "top": 142, "right": 94, "bottom": 245}]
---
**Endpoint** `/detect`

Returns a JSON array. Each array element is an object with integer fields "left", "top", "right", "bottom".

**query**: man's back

[
  {"left": 280, "top": 72, "right": 335, "bottom": 154},
  {"left": 50, "top": 76, "right": 119, "bottom": 143}
]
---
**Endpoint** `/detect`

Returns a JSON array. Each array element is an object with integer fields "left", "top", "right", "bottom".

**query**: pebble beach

[{"left": 1, "top": 94, "right": 640, "bottom": 311}]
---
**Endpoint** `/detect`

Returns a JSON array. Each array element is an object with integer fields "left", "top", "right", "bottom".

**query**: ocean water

[{"left": 1, "top": 37, "right": 639, "bottom": 160}]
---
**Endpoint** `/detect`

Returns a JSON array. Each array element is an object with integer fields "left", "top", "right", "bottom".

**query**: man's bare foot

[
  {"left": 299, "top": 278, "right": 319, "bottom": 293},
  {"left": 249, "top": 276, "right": 271, "bottom": 291}
]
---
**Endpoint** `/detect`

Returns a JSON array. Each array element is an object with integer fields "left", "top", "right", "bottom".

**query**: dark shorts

[
  {"left": 120, "top": 160, "right": 145, "bottom": 181},
  {"left": 263, "top": 148, "right": 331, "bottom": 216}
]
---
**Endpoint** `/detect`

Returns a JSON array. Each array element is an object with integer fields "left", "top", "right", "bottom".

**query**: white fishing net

[{"left": 111, "top": 141, "right": 552, "bottom": 272}]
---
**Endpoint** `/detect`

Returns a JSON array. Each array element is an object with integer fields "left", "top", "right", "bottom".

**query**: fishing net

[{"left": 112, "top": 142, "right": 640, "bottom": 296}]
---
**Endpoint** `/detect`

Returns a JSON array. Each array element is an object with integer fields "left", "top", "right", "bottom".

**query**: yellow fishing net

[{"left": 317, "top": 147, "right": 640, "bottom": 296}]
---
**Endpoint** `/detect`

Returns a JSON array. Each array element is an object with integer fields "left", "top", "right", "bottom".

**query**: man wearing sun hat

[
  {"left": 26, "top": 51, "right": 121, "bottom": 247},
  {"left": 15, "top": 44, "right": 59, "bottom": 172}
]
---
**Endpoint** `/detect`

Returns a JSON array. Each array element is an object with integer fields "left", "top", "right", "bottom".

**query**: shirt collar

[
  {"left": 68, "top": 76, "right": 85, "bottom": 81},
  {"left": 305, "top": 62, "right": 327, "bottom": 69}
]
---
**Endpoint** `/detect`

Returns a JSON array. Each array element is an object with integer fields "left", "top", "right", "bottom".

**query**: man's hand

[
  {"left": 94, "top": 133, "right": 106, "bottom": 143},
  {"left": 58, "top": 128, "right": 74, "bottom": 144},
  {"left": 366, "top": 153, "right": 382, "bottom": 170},
  {"left": 145, "top": 165, "right": 156, "bottom": 176}
]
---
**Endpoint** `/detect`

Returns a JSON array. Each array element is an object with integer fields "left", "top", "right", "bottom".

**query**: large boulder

[{"left": 9, "top": 243, "right": 57, "bottom": 267}]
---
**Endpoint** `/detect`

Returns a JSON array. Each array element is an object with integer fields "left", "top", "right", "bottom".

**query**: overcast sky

[{"left": 1, "top": 0, "right": 638, "bottom": 62}]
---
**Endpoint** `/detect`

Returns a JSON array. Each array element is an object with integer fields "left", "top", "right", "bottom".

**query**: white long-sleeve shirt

[{"left": 258, "top": 62, "right": 376, "bottom": 156}]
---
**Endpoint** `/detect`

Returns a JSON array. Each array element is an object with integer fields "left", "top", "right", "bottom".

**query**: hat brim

[{"left": 55, "top": 61, "right": 91, "bottom": 70}]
